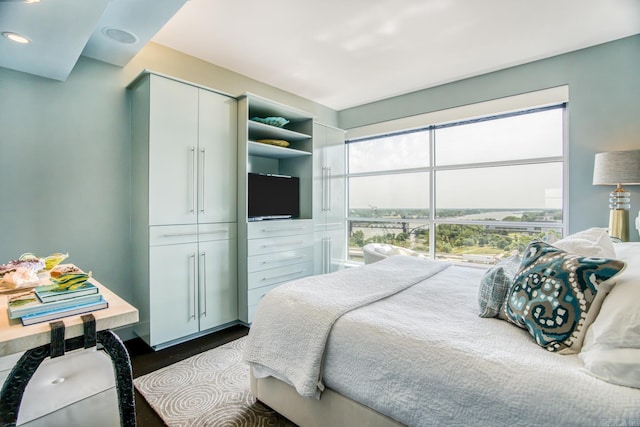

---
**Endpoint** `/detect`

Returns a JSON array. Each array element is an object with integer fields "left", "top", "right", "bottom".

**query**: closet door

[
  {"left": 312, "top": 123, "right": 327, "bottom": 224},
  {"left": 198, "top": 235, "right": 238, "bottom": 330},
  {"left": 197, "top": 90, "right": 238, "bottom": 224},
  {"left": 324, "top": 126, "right": 346, "bottom": 225},
  {"left": 148, "top": 75, "right": 199, "bottom": 226},
  {"left": 149, "top": 242, "right": 200, "bottom": 346}
]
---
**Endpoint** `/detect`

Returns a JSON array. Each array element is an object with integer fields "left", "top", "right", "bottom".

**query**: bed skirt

[{"left": 250, "top": 371, "right": 403, "bottom": 427}]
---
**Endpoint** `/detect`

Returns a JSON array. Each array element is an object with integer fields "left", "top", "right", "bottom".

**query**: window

[{"left": 347, "top": 105, "right": 565, "bottom": 265}]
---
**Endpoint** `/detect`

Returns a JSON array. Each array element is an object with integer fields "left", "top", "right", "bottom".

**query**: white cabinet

[
  {"left": 129, "top": 72, "right": 238, "bottom": 349},
  {"left": 237, "top": 94, "right": 315, "bottom": 324},
  {"left": 243, "top": 220, "right": 314, "bottom": 324},
  {"left": 148, "top": 224, "right": 237, "bottom": 347},
  {"left": 313, "top": 123, "right": 347, "bottom": 274},
  {"left": 147, "top": 75, "right": 236, "bottom": 226}
]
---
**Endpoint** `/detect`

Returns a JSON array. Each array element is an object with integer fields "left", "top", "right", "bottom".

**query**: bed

[{"left": 244, "top": 231, "right": 640, "bottom": 427}]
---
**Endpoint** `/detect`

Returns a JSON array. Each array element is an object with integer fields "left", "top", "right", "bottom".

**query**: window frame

[{"left": 346, "top": 103, "right": 568, "bottom": 264}]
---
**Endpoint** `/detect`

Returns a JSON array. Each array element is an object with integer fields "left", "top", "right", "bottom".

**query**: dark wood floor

[{"left": 125, "top": 324, "right": 250, "bottom": 426}]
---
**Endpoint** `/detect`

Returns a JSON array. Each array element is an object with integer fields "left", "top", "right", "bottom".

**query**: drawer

[
  {"left": 247, "top": 262, "right": 313, "bottom": 290},
  {"left": 247, "top": 233, "right": 313, "bottom": 256},
  {"left": 247, "top": 246, "right": 314, "bottom": 273},
  {"left": 198, "top": 222, "right": 236, "bottom": 242},
  {"left": 150, "top": 224, "right": 198, "bottom": 246},
  {"left": 247, "top": 282, "right": 281, "bottom": 306},
  {"left": 248, "top": 220, "right": 314, "bottom": 239}
]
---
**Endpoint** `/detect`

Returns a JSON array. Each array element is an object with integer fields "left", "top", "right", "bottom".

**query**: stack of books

[{"left": 7, "top": 278, "right": 108, "bottom": 326}]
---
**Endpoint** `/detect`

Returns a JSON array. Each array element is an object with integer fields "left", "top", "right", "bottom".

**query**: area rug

[{"left": 134, "top": 337, "right": 296, "bottom": 426}]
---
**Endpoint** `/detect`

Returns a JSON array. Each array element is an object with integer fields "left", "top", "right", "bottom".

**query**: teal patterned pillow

[
  {"left": 504, "top": 240, "right": 626, "bottom": 354},
  {"left": 478, "top": 254, "right": 521, "bottom": 318}
]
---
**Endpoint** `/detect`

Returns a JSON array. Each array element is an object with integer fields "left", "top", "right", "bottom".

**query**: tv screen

[{"left": 248, "top": 173, "right": 300, "bottom": 220}]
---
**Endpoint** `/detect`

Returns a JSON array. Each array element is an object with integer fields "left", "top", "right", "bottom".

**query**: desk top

[{"left": 0, "top": 267, "right": 138, "bottom": 356}]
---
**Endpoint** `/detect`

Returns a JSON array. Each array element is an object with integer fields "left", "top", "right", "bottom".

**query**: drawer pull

[
  {"left": 261, "top": 241, "right": 304, "bottom": 248},
  {"left": 162, "top": 232, "right": 199, "bottom": 237},
  {"left": 261, "top": 270, "right": 304, "bottom": 281},
  {"left": 261, "top": 227, "right": 306, "bottom": 232},
  {"left": 199, "top": 230, "right": 228, "bottom": 235},
  {"left": 263, "top": 255, "right": 304, "bottom": 264}
]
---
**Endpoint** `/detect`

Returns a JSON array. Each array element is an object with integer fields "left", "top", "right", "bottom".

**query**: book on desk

[{"left": 7, "top": 282, "right": 108, "bottom": 325}]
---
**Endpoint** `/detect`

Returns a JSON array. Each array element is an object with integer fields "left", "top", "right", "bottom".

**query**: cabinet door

[
  {"left": 324, "top": 126, "right": 346, "bottom": 225},
  {"left": 198, "top": 237, "right": 238, "bottom": 330},
  {"left": 198, "top": 90, "right": 238, "bottom": 224},
  {"left": 148, "top": 75, "right": 199, "bottom": 226},
  {"left": 312, "top": 123, "right": 327, "bottom": 223},
  {"left": 149, "top": 242, "right": 200, "bottom": 346},
  {"left": 326, "top": 226, "right": 347, "bottom": 273},
  {"left": 314, "top": 227, "right": 346, "bottom": 275}
]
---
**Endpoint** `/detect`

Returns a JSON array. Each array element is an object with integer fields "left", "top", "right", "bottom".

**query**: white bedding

[
  {"left": 246, "top": 257, "right": 640, "bottom": 426},
  {"left": 244, "top": 256, "right": 449, "bottom": 397}
]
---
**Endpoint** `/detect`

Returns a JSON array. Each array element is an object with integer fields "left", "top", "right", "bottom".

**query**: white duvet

[{"left": 246, "top": 257, "right": 640, "bottom": 427}]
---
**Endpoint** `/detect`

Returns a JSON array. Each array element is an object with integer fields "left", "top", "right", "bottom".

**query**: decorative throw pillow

[
  {"left": 478, "top": 254, "right": 520, "bottom": 318},
  {"left": 503, "top": 240, "right": 626, "bottom": 354}
]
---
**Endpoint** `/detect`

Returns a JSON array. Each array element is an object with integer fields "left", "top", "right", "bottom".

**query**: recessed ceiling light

[
  {"left": 2, "top": 32, "right": 30, "bottom": 44},
  {"left": 102, "top": 27, "right": 137, "bottom": 44},
  {"left": 0, "top": 0, "right": 41, "bottom": 3}
]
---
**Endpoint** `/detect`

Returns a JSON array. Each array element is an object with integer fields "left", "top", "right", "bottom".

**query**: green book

[
  {"left": 34, "top": 282, "right": 99, "bottom": 303},
  {"left": 7, "top": 290, "right": 103, "bottom": 319}
]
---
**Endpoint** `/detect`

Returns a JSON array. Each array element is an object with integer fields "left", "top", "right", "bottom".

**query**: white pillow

[
  {"left": 553, "top": 227, "right": 616, "bottom": 258},
  {"left": 579, "top": 343, "right": 640, "bottom": 389},
  {"left": 579, "top": 242, "right": 640, "bottom": 388},
  {"left": 586, "top": 243, "right": 640, "bottom": 347}
]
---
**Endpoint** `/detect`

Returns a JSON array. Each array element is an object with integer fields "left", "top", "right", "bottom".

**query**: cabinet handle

[
  {"left": 322, "top": 167, "right": 328, "bottom": 211},
  {"left": 261, "top": 270, "right": 304, "bottom": 282},
  {"left": 262, "top": 255, "right": 304, "bottom": 264},
  {"left": 189, "top": 253, "right": 196, "bottom": 320},
  {"left": 199, "top": 230, "right": 228, "bottom": 235},
  {"left": 261, "top": 227, "right": 306, "bottom": 232},
  {"left": 199, "top": 148, "right": 206, "bottom": 214},
  {"left": 261, "top": 240, "right": 304, "bottom": 248},
  {"left": 327, "top": 167, "right": 332, "bottom": 212},
  {"left": 189, "top": 147, "right": 196, "bottom": 214},
  {"left": 325, "top": 237, "right": 331, "bottom": 273},
  {"left": 162, "top": 232, "right": 199, "bottom": 238},
  {"left": 200, "top": 252, "right": 207, "bottom": 317}
]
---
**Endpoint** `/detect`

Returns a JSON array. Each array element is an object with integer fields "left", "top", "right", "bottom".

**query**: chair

[{"left": 362, "top": 243, "right": 426, "bottom": 264}]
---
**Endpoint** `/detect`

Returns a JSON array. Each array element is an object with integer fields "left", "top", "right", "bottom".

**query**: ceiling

[
  {"left": 0, "top": 0, "right": 187, "bottom": 81},
  {"left": 1, "top": 0, "right": 639, "bottom": 110}
]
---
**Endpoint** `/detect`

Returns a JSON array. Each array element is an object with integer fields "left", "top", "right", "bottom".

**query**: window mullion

[{"left": 429, "top": 128, "right": 436, "bottom": 258}]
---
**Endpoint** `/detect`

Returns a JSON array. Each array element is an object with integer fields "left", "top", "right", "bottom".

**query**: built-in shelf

[
  {"left": 248, "top": 120, "right": 311, "bottom": 142},
  {"left": 248, "top": 141, "right": 312, "bottom": 159}
]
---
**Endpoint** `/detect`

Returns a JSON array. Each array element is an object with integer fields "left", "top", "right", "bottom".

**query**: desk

[{"left": 0, "top": 270, "right": 139, "bottom": 426}]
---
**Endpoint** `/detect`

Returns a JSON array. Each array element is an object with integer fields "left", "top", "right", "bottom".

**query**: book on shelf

[
  {"left": 34, "top": 281, "right": 98, "bottom": 303},
  {"left": 20, "top": 295, "right": 109, "bottom": 326},
  {"left": 7, "top": 291, "right": 104, "bottom": 319}
]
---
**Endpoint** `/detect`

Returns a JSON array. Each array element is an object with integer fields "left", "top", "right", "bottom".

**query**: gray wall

[
  {"left": 339, "top": 35, "right": 640, "bottom": 241},
  {"left": 0, "top": 43, "right": 337, "bottom": 340}
]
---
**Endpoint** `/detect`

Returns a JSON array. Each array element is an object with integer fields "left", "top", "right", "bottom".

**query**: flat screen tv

[{"left": 248, "top": 173, "right": 300, "bottom": 220}]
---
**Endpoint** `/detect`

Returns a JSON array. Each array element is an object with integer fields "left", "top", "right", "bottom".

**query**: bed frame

[{"left": 251, "top": 372, "right": 403, "bottom": 426}]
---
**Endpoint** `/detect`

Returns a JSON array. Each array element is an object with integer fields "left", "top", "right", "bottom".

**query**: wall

[
  {"left": 0, "top": 42, "right": 337, "bottom": 340},
  {"left": 339, "top": 35, "right": 640, "bottom": 241}
]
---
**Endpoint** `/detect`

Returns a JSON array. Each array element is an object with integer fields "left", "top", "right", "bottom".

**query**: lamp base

[{"left": 609, "top": 209, "right": 629, "bottom": 242}]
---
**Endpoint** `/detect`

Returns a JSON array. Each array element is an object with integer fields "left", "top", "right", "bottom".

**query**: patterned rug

[{"left": 134, "top": 337, "right": 296, "bottom": 426}]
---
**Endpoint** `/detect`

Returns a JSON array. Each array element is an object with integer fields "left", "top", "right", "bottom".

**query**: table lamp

[{"left": 592, "top": 149, "right": 640, "bottom": 241}]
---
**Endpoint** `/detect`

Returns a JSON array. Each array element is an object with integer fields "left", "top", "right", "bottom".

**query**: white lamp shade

[{"left": 593, "top": 150, "right": 640, "bottom": 185}]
